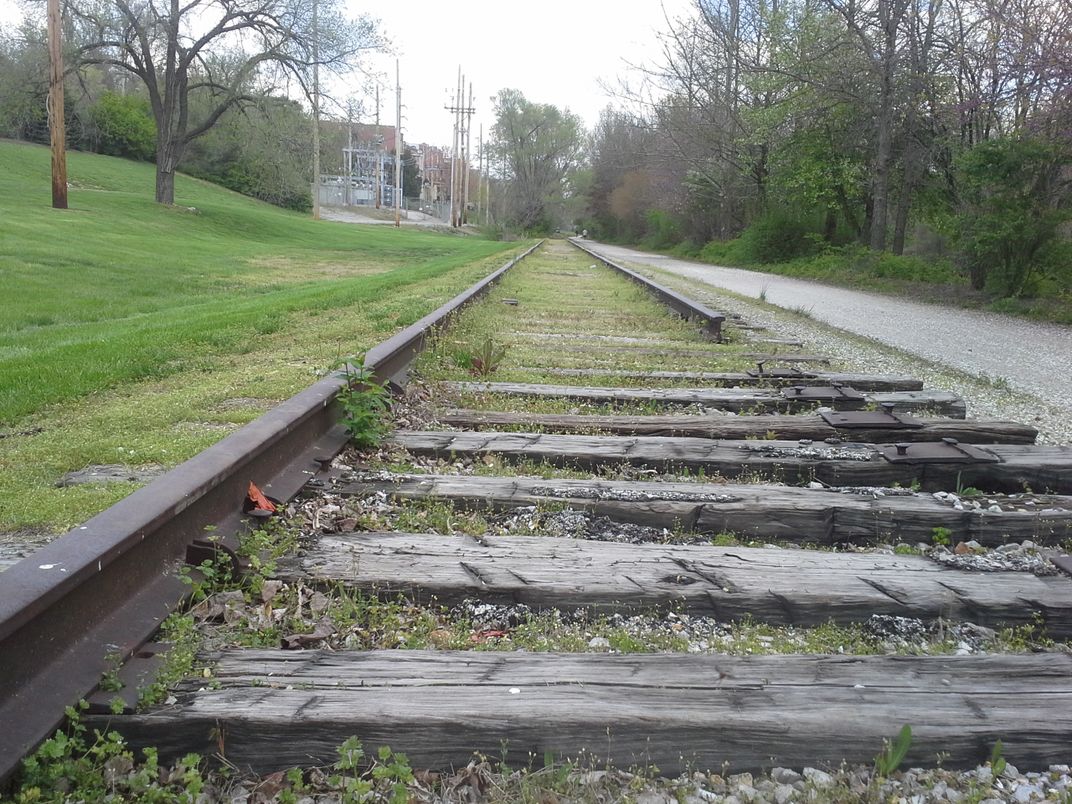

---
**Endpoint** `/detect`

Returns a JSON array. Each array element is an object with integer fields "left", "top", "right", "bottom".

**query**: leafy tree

[
  {"left": 0, "top": 24, "right": 49, "bottom": 142},
  {"left": 69, "top": 0, "right": 382, "bottom": 204},
  {"left": 491, "top": 89, "right": 584, "bottom": 233},
  {"left": 183, "top": 96, "right": 313, "bottom": 211},
  {"left": 950, "top": 138, "right": 1069, "bottom": 294}
]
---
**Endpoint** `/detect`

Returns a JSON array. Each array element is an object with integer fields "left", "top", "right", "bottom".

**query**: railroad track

[{"left": 2, "top": 238, "right": 1071, "bottom": 796}]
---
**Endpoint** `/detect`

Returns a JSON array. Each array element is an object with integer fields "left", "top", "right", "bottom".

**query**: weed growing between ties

[
  {"left": 14, "top": 718, "right": 1050, "bottom": 804},
  {"left": 332, "top": 354, "right": 392, "bottom": 450}
]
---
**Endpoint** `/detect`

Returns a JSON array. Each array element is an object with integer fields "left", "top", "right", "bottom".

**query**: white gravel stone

[
  {"left": 803, "top": 768, "right": 834, "bottom": 788},
  {"left": 772, "top": 768, "right": 802, "bottom": 786},
  {"left": 586, "top": 243, "right": 1072, "bottom": 445}
]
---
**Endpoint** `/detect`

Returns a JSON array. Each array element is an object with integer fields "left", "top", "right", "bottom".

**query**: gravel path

[{"left": 584, "top": 242, "right": 1072, "bottom": 441}]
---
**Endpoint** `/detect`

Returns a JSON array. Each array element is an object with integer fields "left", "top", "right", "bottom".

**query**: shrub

[
  {"left": 643, "top": 210, "right": 684, "bottom": 250},
  {"left": 90, "top": 92, "right": 156, "bottom": 161},
  {"left": 737, "top": 213, "right": 819, "bottom": 263},
  {"left": 951, "top": 137, "right": 1069, "bottom": 296}
]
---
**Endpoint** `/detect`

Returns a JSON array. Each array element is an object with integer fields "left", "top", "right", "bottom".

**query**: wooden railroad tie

[
  {"left": 391, "top": 431, "right": 1072, "bottom": 495},
  {"left": 279, "top": 532, "right": 1072, "bottom": 635},
  {"left": 96, "top": 651, "right": 1072, "bottom": 775},
  {"left": 324, "top": 473, "right": 1072, "bottom": 547},
  {"left": 447, "top": 382, "right": 968, "bottom": 418},
  {"left": 441, "top": 409, "right": 1038, "bottom": 445}
]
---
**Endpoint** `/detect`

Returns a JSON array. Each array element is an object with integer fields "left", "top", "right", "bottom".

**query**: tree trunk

[
  {"left": 155, "top": 144, "right": 177, "bottom": 205},
  {"left": 823, "top": 208, "right": 838, "bottom": 242},
  {"left": 870, "top": 100, "right": 892, "bottom": 251},
  {"left": 892, "top": 127, "right": 919, "bottom": 255}
]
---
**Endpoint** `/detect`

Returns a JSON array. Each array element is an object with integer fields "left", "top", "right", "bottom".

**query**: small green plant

[
  {"left": 332, "top": 354, "right": 391, "bottom": 449},
  {"left": 931, "top": 526, "right": 952, "bottom": 546},
  {"left": 329, "top": 737, "right": 414, "bottom": 804},
  {"left": 989, "top": 739, "right": 1007, "bottom": 777},
  {"left": 15, "top": 702, "right": 209, "bottom": 801},
  {"left": 99, "top": 652, "right": 124, "bottom": 692},
  {"left": 873, "top": 724, "right": 912, "bottom": 777},
  {"left": 469, "top": 336, "right": 508, "bottom": 377}
]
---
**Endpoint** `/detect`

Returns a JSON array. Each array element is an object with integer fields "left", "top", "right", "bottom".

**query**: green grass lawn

[{"left": 0, "top": 140, "right": 523, "bottom": 532}]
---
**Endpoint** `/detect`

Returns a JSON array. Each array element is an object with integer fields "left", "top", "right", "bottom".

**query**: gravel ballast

[{"left": 579, "top": 242, "right": 1072, "bottom": 444}]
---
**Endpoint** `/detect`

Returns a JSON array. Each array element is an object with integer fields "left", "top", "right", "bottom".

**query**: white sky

[
  {"left": 361, "top": 0, "right": 691, "bottom": 148},
  {"left": 0, "top": 0, "right": 692, "bottom": 148}
]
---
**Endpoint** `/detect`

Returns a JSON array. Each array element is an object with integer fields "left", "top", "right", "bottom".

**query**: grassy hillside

[{"left": 0, "top": 141, "right": 522, "bottom": 531}]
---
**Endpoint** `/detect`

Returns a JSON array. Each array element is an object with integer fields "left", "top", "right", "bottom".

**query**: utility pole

[
  {"left": 446, "top": 85, "right": 456, "bottom": 226},
  {"left": 444, "top": 67, "right": 475, "bottom": 228},
  {"left": 394, "top": 59, "right": 402, "bottom": 228},
  {"left": 462, "top": 82, "right": 473, "bottom": 224},
  {"left": 311, "top": 0, "right": 320, "bottom": 220},
  {"left": 47, "top": 0, "right": 67, "bottom": 209},
  {"left": 375, "top": 85, "right": 383, "bottom": 211}
]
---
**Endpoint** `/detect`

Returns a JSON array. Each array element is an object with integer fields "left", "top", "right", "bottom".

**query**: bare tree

[{"left": 69, "top": 0, "right": 381, "bottom": 204}]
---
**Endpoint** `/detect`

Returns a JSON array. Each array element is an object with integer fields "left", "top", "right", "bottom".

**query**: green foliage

[
  {"left": 931, "top": 527, "right": 952, "bottom": 546},
  {"left": 737, "top": 213, "right": 821, "bottom": 263},
  {"left": 329, "top": 738, "right": 413, "bottom": 804},
  {"left": 989, "top": 740, "right": 1007, "bottom": 778},
  {"left": 333, "top": 355, "right": 391, "bottom": 449},
  {"left": 183, "top": 97, "right": 313, "bottom": 211},
  {"left": 491, "top": 88, "right": 585, "bottom": 233},
  {"left": 465, "top": 338, "right": 505, "bottom": 379},
  {"left": 89, "top": 92, "right": 156, "bottom": 161},
  {"left": 873, "top": 724, "right": 913, "bottom": 777},
  {"left": 642, "top": 210, "right": 685, "bottom": 250},
  {"left": 15, "top": 702, "right": 209, "bottom": 802},
  {"left": 950, "top": 137, "right": 1069, "bottom": 296}
]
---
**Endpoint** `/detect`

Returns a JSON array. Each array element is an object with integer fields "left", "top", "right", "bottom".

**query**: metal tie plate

[
  {"left": 878, "top": 438, "right": 1000, "bottom": 464},
  {"left": 782, "top": 383, "right": 866, "bottom": 402},
  {"left": 821, "top": 404, "right": 924, "bottom": 430}
]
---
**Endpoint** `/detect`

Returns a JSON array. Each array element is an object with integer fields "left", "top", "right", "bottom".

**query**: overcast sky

[
  {"left": 361, "top": 0, "right": 691, "bottom": 148},
  {"left": 0, "top": 0, "right": 692, "bottom": 148}
]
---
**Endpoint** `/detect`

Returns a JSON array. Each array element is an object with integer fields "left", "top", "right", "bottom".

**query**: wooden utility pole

[
  {"left": 446, "top": 86, "right": 456, "bottom": 225},
  {"left": 394, "top": 60, "right": 402, "bottom": 228},
  {"left": 47, "top": 0, "right": 67, "bottom": 209},
  {"left": 462, "top": 82, "right": 473, "bottom": 224},
  {"left": 311, "top": 0, "right": 320, "bottom": 219},
  {"left": 444, "top": 67, "right": 476, "bottom": 228}
]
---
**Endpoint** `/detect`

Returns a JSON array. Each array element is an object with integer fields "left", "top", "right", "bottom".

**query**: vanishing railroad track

[{"left": 2, "top": 238, "right": 1071, "bottom": 791}]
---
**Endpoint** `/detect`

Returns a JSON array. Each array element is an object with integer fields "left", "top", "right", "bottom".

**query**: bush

[
  {"left": 698, "top": 238, "right": 747, "bottom": 265},
  {"left": 90, "top": 92, "right": 156, "bottom": 161},
  {"left": 950, "top": 137, "right": 1068, "bottom": 296},
  {"left": 736, "top": 213, "right": 820, "bottom": 263},
  {"left": 642, "top": 209, "right": 684, "bottom": 250}
]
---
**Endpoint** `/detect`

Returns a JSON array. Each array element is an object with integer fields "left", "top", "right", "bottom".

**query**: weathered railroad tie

[
  {"left": 280, "top": 531, "right": 1072, "bottom": 635},
  {"left": 521, "top": 367, "right": 926, "bottom": 391},
  {"left": 449, "top": 381, "right": 968, "bottom": 417},
  {"left": 392, "top": 430, "right": 1072, "bottom": 494},
  {"left": 96, "top": 651, "right": 1072, "bottom": 775},
  {"left": 324, "top": 473, "right": 1072, "bottom": 546},
  {"left": 441, "top": 409, "right": 1038, "bottom": 444}
]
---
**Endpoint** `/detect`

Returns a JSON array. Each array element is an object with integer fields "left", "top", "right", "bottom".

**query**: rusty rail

[
  {"left": 569, "top": 238, "right": 726, "bottom": 341},
  {"left": 0, "top": 240, "right": 541, "bottom": 782}
]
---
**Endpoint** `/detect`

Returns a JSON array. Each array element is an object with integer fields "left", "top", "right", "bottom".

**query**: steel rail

[
  {"left": 0, "top": 240, "right": 541, "bottom": 782},
  {"left": 569, "top": 238, "right": 726, "bottom": 341}
]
